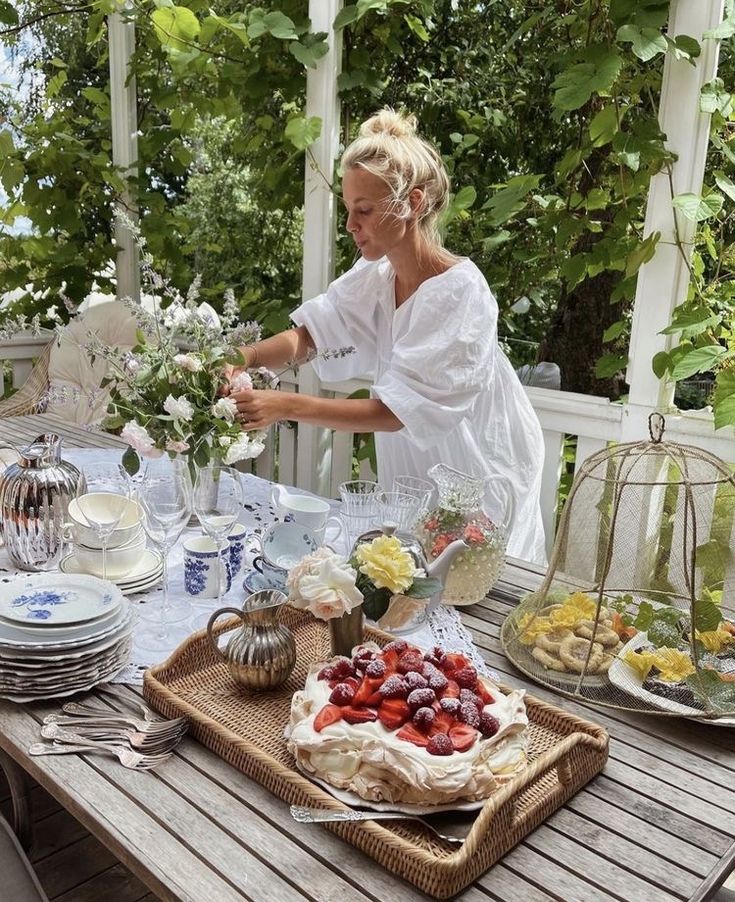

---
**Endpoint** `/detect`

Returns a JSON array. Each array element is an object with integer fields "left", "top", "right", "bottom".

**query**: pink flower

[
  {"left": 231, "top": 371, "right": 253, "bottom": 393},
  {"left": 121, "top": 422, "right": 162, "bottom": 459},
  {"left": 463, "top": 525, "right": 486, "bottom": 545},
  {"left": 166, "top": 439, "right": 190, "bottom": 453}
]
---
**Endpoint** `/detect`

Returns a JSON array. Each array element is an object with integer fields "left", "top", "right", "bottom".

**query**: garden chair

[{"left": 0, "top": 302, "right": 136, "bottom": 424}]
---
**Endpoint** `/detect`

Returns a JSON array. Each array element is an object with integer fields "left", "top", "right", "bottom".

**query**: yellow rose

[
  {"left": 355, "top": 535, "right": 416, "bottom": 594},
  {"left": 697, "top": 628, "right": 735, "bottom": 654}
]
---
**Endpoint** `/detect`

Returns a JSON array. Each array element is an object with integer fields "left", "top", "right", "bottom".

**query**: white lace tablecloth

[{"left": 0, "top": 448, "right": 497, "bottom": 686}]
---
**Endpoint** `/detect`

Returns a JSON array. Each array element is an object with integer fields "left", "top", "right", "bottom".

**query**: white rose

[
  {"left": 166, "top": 439, "right": 190, "bottom": 453},
  {"left": 121, "top": 421, "right": 163, "bottom": 459},
  {"left": 218, "top": 435, "right": 233, "bottom": 447},
  {"left": 230, "top": 371, "right": 253, "bottom": 393},
  {"left": 223, "top": 431, "right": 266, "bottom": 465},
  {"left": 290, "top": 555, "right": 362, "bottom": 620},
  {"left": 212, "top": 397, "right": 237, "bottom": 422},
  {"left": 163, "top": 394, "right": 195, "bottom": 421},
  {"left": 173, "top": 353, "right": 203, "bottom": 373}
]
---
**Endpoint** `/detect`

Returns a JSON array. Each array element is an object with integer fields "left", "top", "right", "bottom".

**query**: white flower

[
  {"left": 287, "top": 550, "right": 363, "bottom": 620},
  {"left": 230, "top": 371, "right": 253, "bottom": 393},
  {"left": 173, "top": 353, "right": 203, "bottom": 373},
  {"left": 166, "top": 439, "right": 190, "bottom": 453},
  {"left": 121, "top": 421, "right": 162, "bottom": 459},
  {"left": 223, "top": 431, "right": 266, "bottom": 465},
  {"left": 218, "top": 435, "right": 233, "bottom": 447},
  {"left": 212, "top": 397, "right": 238, "bottom": 422},
  {"left": 163, "top": 394, "right": 194, "bottom": 421}
]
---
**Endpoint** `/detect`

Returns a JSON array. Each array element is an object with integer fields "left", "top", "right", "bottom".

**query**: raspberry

[
  {"left": 424, "top": 646, "right": 447, "bottom": 666},
  {"left": 405, "top": 672, "right": 428, "bottom": 691},
  {"left": 413, "top": 706, "right": 436, "bottom": 731},
  {"left": 479, "top": 712, "right": 500, "bottom": 738},
  {"left": 427, "top": 671, "right": 448, "bottom": 693},
  {"left": 440, "top": 697, "right": 461, "bottom": 715},
  {"left": 426, "top": 733, "right": 453, "bottom": 756},
  {"left": 383, "top": 639, "right": 408, "bottom": 655},
  {"left": 329, "top": 683, "right": 355, "bottom": 706},
  {"left": 365, "top": 659, "right": 387, "bottom": 679},
  {"left": 379, "top": 675, "right": 409, "bottom": 699},
  {"left": 407, "top": 687, "right": 436, "bottom": 711},
  {"left": 352, "top": 648, "right": 374, "bottom": 672},
  {"left": 459, "top": 689, "right": 482, "bottom": 709},
  {"left": 332, "top": 657, "right": 356, "bottom": 680},
  {"left": 454, "top": 666, "right": 478, "bottom": 689},
  {"left": 458, "top": 702, "right": 480, "bottom": 727},
  {"left": 397, "top": 652, "right": 424, "bottom": 675}
]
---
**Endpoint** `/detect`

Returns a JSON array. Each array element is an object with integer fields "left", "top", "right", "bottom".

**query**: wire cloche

[{"left": 501, "top": 414, "right": 735, "bottom": 719}]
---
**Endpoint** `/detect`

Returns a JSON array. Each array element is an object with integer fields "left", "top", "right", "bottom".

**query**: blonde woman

[{"left": 226, "top": 108, "right": 546, "bottom": 563}]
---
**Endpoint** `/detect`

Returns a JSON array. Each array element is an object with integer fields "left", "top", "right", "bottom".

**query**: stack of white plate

[
  {"left": 0, "top": 573, "right": 135, "bottom": 702},
  {"left": 59, "top": 549, "right": 163, "bottom": 595}
]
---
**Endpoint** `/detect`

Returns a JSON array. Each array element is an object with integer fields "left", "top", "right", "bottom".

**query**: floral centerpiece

[{"left": 287, "top": 535, "right": 441, "bottom": 650}]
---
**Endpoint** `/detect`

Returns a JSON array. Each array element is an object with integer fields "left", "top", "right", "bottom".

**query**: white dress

[{"left": 291, "top": 257, "right": 547, "bottom": 564}]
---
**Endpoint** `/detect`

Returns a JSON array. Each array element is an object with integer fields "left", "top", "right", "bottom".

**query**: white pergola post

[
  {"left": 108, "top": 3, "right": 140, "bottom": 303},
  {"left": 622, "top": 0, "right": 724, "bottom": 440},
  {"left": 296, "top": 0, "right": 344, "bottom": 496}
]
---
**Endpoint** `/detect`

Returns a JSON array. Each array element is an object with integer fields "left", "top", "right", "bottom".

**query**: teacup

[
  {"left": 183, "top": 536, "right": 232, "bottom": 598},
  {"left": 243, "top": 568, "right": 286, "bottom": 594},
  {"left": 256, "top": 521, "right": 321, "bottom": 572},
  {"left": 271, "top": 485, "right": 342, "bottom": 542},
  {"left": 73, "top": 528, "right": 147, "bottom": 580},
  {"left": 227, "top": 523, "right": 248, "bottom": 578},
  {"left": 67, "top": 495, "right": 142, "bottom": 549}
]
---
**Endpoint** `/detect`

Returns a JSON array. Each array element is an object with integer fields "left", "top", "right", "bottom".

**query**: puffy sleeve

[
  {"left": 372, "top": 266, "right": 497, "bottom": 451},
  {"left": 290, "top": 258, "right": 382, "bottom": 382}
]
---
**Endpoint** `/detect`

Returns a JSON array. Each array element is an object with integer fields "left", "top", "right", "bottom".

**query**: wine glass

[
  {"left": 193, "top": 463, "right": 243, "bottom": 608},
  {"left": 135, "top": 459, "right": 192, "bottom": 652},
  {"left": 74, "top": 462, "right": 132, "bottom": 581}
]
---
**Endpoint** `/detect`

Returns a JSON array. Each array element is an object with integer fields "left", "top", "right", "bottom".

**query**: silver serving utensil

[
  {"left": 40, "top": 722, "right": 185, "bottom": 754},
  {"left": 289, "top": 805, "right": 472, "bottom": 844},
  {"left": 29, "top": 741, "right": 171, "bottom": 770}
]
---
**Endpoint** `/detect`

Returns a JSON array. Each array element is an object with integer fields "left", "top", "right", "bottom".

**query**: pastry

[
  {"left": 558, "top": 636, "right": 604, "bottom": 674},
  {"left": 286, "top": 641, "right": 528, "bottom": 806}
]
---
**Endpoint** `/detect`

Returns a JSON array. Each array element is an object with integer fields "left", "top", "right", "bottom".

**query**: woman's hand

[{"left": 231, "top": 388, "right": 290, "bottom": 430}]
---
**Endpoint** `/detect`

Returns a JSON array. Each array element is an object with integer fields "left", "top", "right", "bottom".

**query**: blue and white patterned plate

[{"left": 0, "top": 574, "right": 124, "bottom": 626}]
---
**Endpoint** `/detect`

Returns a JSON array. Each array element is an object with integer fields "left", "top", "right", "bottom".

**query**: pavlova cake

[{"left": 286, "top": 639, "right": 528, "bottom": 805}]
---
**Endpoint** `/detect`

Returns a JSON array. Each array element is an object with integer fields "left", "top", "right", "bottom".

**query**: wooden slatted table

[{"left": 0, "top": 414, "right": 734, "bottom": 901}]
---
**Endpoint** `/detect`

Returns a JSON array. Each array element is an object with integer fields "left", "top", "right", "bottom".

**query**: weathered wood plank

[{"left": 53, "top": 863, "right": 153, "bottom": 902}]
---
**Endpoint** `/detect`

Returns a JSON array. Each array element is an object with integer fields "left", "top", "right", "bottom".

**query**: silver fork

[
  {"left": 29, "top": 740, "right": 170, "bottom": 770},
  {"left": 289, "top": 806, "right": 469, "bottom": 844},
  {"left": 40, "top": 722, "right": 185, "bottom": 754},
  {"left": 50, "top": 705, "right": 187, "bottom": 735},
  {"left": 96, "top": 683, "right": 158, "bottom": 721}
]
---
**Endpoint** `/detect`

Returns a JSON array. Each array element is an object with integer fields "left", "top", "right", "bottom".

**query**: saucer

[
  {"left": 61, "top": 549, "right": 162, "bottom": 585},
  {"left": 242, "top": 570, "right": 286, "bottom": 594}
]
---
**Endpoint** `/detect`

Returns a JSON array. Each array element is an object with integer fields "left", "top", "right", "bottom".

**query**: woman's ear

[{"left": 408, "top": 187, "right": 425, "bottom": 218}]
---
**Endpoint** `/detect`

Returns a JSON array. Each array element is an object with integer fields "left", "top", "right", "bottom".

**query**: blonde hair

[{"left": 341, "top": 108, "right": 451, "bottom": 249}]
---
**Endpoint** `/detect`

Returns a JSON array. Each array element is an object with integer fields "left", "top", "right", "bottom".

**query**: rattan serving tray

[{"left": 143, "top": 607, "right": 609, "bottom": 899}]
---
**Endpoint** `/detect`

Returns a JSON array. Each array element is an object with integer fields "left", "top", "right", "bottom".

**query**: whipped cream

[{"left": 286, "top": 664, "right": 529, "bottom": 805}]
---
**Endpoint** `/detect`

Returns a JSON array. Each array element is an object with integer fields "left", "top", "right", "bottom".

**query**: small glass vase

[{"left": 328, "top": 607, "right": 364, "bottom": 657}]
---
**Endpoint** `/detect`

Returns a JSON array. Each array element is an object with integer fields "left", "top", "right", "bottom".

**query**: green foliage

[{"left": 0, "top": 0, "right": 734, "bottom": 432}]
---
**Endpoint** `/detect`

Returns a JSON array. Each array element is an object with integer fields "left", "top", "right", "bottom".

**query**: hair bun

[{"left": 359, "top": 108, "right": 417, "bottom": 140}]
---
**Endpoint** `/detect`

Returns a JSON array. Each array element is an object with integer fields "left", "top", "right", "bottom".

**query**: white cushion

[{"left": 47, "top": 302, "right": 137, "bottom": 425}]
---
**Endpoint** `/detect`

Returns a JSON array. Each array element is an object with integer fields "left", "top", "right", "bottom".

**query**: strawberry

[
  {"left": 396, "top": 723, "right": 429, "bottom": 747},
  {"left": 380, "top": 648, "right": 400, "bottom": 672},
  {"left": 449, "top": 723, "right": 478, "bottom": 752},
  {"left": 440, "top": 679, "right": 460, "bottom": 699},
  {"left": 442, "top": 652, "right": 470, "bottom": 673},
  {"left": 341, "top": 706, "right": 378, "bottom": 724},
  {"left": 476, "top": 681, "right": 495, "bottom": 706},
  {"left": 429, "top": 711, "right": 455, "bottom": 736},
  {"left": 377, "top": 698, "right": 411, "bottom": 730},
  {"left": 313, "top": 705, "right": 343, "bottom": 732},
  {"left": 352, "top": 677, "right": 383, "bottom": 707},
  {"left": 454, "top": 666, "right": 478, "bottom": 689}
]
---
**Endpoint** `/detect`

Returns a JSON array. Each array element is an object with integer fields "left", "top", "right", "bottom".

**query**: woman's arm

[
  {"left": 238, "top": 325, "right": 315, "bottom": 370},
  {"left": 232, "top": 389, "right": 403, "bottom": 433}
]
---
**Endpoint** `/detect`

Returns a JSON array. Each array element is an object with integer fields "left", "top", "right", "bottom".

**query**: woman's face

[{"left": 342, "top": 168, "right": 411, "bottom": 261}]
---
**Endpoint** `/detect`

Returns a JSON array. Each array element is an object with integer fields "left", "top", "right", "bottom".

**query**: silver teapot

[
  {"left": 0, "top": 433, "right": 85, "bottom": 571},
  {"left": 207, "top": 590, "right": 297, "bottom": 691}
]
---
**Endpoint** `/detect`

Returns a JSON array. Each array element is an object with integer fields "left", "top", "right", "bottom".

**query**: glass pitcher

[{"left": 417, "top": 463, "right": 513, "bottom": 605}]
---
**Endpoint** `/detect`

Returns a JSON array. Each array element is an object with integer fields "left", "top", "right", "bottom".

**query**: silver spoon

[{"left": 289, "top": 805, "right": 472, "bottom": 844}]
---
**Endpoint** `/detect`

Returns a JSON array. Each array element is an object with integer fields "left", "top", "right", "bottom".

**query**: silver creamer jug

[{"left": 0, "top": 433, "right": 84, "bottom": 571}]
